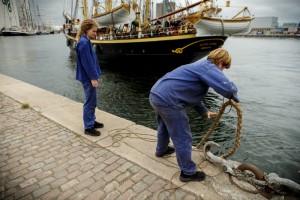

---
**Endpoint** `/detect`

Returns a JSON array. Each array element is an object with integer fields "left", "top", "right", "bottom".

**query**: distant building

[
  {"left": 249, "top": 17, "right": 299, "bottom": 35},
  {"left": 250, "top": 17, "right": 278, "bottom": 34},
  {"left": 281, "top": 22, "right": 299, "bottom": 34},
  {"left": 156, "top": 2, "right": 176, "bottom": 18},
  {"left": 283, "top": 22, "right": 298, "bottom": 28},
  {"left": 154, "top": 2, "right": 176, "bottom": 25}
]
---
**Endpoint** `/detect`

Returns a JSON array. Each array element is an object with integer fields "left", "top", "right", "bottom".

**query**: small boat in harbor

[
  {"left": 63, "top": 0, "right": 229, "bottom": 71},
  {"left": 192, "top": 16, "right": 253, "bottom": 36},
  {"left": 185, "top": 0, "right": 254, "bottom": 36},
  {"left": 92, "top": 1, "right": 137, "bottom": 28}
]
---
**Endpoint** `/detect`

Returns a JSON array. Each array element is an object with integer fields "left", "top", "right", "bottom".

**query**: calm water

[{"left": 0, "top": 34, "right": 299, "bottom": 183}]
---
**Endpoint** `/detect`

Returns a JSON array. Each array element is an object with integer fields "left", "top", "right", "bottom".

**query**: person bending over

[{"left": 149, "top": 48, "right": 239, "bottom": 182}]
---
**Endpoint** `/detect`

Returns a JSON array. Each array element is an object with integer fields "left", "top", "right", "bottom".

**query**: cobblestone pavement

[{"left": 0, "top": 93, "right": 200, "bottom": 200}]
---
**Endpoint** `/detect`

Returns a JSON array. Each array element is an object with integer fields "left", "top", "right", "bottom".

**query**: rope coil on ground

[{"left": 196, "top": 100, "right": 243, "bottom": 158}]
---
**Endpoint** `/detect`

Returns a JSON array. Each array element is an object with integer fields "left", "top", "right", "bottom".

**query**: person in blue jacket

[
  {"left": 149, "top": 48, "right": 239, "bottom": 182},
  {"left": 76, "top": 19, "right": 104, "bottom": 136}
]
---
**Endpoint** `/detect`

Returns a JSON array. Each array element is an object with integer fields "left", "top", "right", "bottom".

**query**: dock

[{"left": 0, "top": 73, "right": 268, "bottom": 199}]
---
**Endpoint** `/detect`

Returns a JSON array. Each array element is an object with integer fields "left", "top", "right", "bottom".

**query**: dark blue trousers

[
  {"left": 149, "top": 93, "right": 196, "bottom": 175},
  {"left": 82, "top": 81, "right": 97, "bottom": 129}
]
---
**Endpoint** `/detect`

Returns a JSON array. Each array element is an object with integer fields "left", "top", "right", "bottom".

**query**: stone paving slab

[{"left": 0, "top": 93, "right": 199, "bottom": 200}]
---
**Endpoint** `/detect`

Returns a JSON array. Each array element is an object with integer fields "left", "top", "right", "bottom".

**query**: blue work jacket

[
  {"left": 76, "top": 35, "right": 101, "bottom": 83},
  {"left": 150, "top": 58, "right": 239, "bottom": 115}
]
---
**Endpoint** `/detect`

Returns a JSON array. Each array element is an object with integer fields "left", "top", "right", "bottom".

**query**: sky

[{"left": 36, "top": 0, "right": 300, "bottom": 26}]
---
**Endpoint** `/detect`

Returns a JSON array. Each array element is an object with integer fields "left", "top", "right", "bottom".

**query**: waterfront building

[
  {"left": 250, "top": 16, "right": 278, "bottom": 35},
  {"left": 274, "top": 22, "right": 300, "bottom": 35},
  {"left": 282, "top": 22, "right": 299, "bottom": 34},
  {"left": 249, "top": 17, "right": 299, "bottom": 36}
]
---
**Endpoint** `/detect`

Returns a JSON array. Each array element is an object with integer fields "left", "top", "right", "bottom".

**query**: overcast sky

[{"left": 37, "top": 0, "right": 300, "bottom": 26}]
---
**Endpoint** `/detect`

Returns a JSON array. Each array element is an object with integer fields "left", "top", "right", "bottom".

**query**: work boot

[
  {"left": 155, "top": 146, "right": 175, "bottom": 157},
  {"left": 94, "top": 121, "right": 104, "bottom": 128},
  {"left": 179, "top": 171, "right": 206, "bottom": 182},
  {"left": 84, "top": 128, "right": 101, "bottom": 136}
]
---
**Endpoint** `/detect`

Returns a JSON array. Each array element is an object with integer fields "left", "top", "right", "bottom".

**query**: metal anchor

[
  {"left": 203, "top": 141, "right": 300, "bottom": 196},
  {"left": 204, "top": 141, "right": 239, "bottom": 176}
]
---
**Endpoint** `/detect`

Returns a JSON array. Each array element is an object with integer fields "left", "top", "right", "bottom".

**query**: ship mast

[
  {"left": 73, "top": 0, "right": 79, "bottom": 20},
  {"left": 145, "top": 0, "right": 150, "bottom": 23},
  {"left": 82, "top": 0, "right": 88, "bottom": 19},
  {"left": 107, "top": 0, "right": 112, "bottom": 11}
]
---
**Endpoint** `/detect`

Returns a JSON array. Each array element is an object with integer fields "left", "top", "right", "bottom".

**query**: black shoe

[
  {"left": 155, "top": 146, "right": 175, "bottom": 157},
  {"left": 94, "top": 121, "right": 104, "bottom": 128},
  {"left": 179, "top": 171, "right": 206, "bottom": 182},
  {"left": 84, "top": 128, "right": 101, "bottom": 136}
]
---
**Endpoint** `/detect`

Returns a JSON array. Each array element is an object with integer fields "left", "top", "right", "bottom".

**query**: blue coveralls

[
  {"left": 76, "top": 35, "right": 101, "bottom": 129},
  {"left": 149, "top": 58, "right": 239, "bottom": 175}
]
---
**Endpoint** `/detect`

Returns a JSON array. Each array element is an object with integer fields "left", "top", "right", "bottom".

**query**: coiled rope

[{"left": 196, "top": 100, "right": 243, "bottom": 159}]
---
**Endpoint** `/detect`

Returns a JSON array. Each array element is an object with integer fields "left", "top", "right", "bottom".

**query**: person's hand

[
  {"left": 91, "top": 80, "right": 99, "bottom": 88},
  {"left": 206, "top": 111, "right": 218, "bottom": 118}
]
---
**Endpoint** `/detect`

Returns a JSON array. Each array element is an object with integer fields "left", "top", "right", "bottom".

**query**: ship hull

[
  {"left": 65, "top": 34, "right": 227, "bottom": 72},
  {"left": 1, "top": 30, "right": 36, "bottom": 36}
]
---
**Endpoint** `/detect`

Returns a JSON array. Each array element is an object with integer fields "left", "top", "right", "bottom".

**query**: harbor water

[{"left": 0, "top": 34, "right": 299, "bottom": 184}]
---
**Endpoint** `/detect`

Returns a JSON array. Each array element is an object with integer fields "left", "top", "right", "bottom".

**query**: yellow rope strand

[{"left": 196, "top": 100, "right": 243, "bottom": 159}]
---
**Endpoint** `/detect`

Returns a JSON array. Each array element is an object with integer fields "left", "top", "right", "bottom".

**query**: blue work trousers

[
  {"left": 82, "top": 81, "right": 97, "bottom": 129},
  {"left": 149, "top": 93, "right": 196, "bottom": 175}
]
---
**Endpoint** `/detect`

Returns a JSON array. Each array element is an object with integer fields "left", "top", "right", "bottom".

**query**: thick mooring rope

[{"left": 196, "top": 100, "right": 243, "bottom": 159}]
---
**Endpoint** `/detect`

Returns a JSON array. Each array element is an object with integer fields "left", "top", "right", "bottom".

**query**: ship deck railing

[{"left": 96, "top": 28, "right": 197, "bottom": 41}]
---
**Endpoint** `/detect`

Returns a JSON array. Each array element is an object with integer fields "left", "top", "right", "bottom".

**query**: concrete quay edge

[{"left": 0, "top": 73, "right": 268, "bottom": 200}]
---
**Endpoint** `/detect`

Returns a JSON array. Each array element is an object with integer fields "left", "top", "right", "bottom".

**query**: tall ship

[
  {"left": 63, "top": 0, "right": 251, "bottom": 71},
  {"left": 0, "top": 0, "right": 37, "bottom": 36}
]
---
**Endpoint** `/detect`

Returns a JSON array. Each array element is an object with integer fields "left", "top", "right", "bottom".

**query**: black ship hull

[
  {"left": 1, "top": 30, "right": 36, "bottom": 36},
  {"left": 65, "top": 34, "right": 227, "bottom": 72}
]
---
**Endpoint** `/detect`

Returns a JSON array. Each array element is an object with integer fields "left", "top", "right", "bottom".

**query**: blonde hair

[
  {"left": 207, "top": 48, "right": 231, "bottom": 69},
  {"left": 75, "top": 19, "right": 98, "bottom": 40}
]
